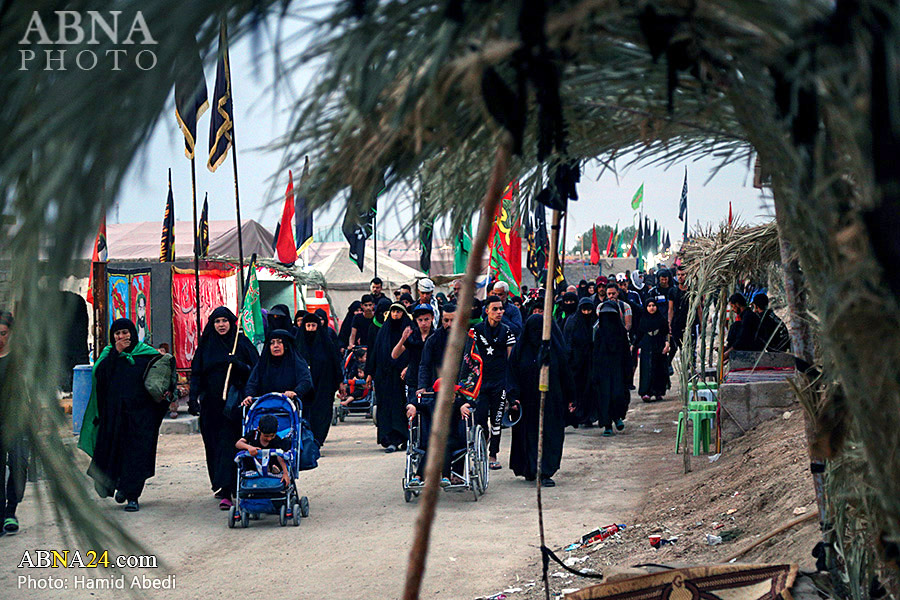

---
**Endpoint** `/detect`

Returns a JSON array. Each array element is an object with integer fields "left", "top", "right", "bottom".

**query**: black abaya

[
  {"left": 245, "top": 332, "right": 313, "bottom": 401},
  {"left": 591, "top": 307, "right": 632, "bottom": 428},
  {"left": 295, "top": 321, "right": 343, "bottom": 446},
  {"left": 632, "top": 308, "right": 669, "bottom": 397},
  {"left": 369, "top": 313, "right": 410, "bottom": 448},
  {"left": 564, "top": 299, "right": 597, "bottom": 425},
  {"left": 509, "top": 315, "right": 573, "bottom": 480},
  {"left": 190, "top": 307, "right": 259, "bottom": 495},
  {"left": 88, "top": 319, "right": 166, "bottom": 500},
  {"left": 338, "top": 302, "right": 361, "bottom": 349}
]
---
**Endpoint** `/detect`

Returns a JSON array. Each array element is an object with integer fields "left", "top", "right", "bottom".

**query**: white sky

[{"left": 115, "top": 13, "right": 773, "bottom": 253}]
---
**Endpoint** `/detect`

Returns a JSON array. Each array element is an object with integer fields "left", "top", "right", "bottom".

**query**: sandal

[
  {"left": 489, "top": 460, "right": 502, "bottom": 470},
  {"left": 219, "top": 498, "right": 233, "bottom": 510}
]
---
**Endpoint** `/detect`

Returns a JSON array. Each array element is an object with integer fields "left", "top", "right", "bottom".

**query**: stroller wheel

[
  {"left": 332, "top": 409, "right": 338, "bottom": 426},
  {"left": 279, "top": 504, "right": 287, "bottom": 527},
  {"left": 292, "top": 503, "right": 301, "bottom": 526},
  {"left": 404, "top": 489, "right": 414, "bottom": 503},
  {"left": 300, "top": 496, "right": 310, "bottom": 518},
  {"left": 227, "top": 505, "right": 236, "bottom": 529},
  {"left": 240, "top": 510, "right": 249, "bottom": 528}
]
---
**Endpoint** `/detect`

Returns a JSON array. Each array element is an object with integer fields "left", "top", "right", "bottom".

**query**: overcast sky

[{"left": 114, "top": 13, "right": 773, "bottom": 254}]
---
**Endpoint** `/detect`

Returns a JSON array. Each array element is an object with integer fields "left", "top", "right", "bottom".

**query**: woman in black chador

[
  {"left": 564, "top": 297, "right": 597, "bottom": 426},
  {"left": 591, "top": 301, "right": 632, "bottom": 436},
  {"left": 369, "top": 303, "right": 411, "bottom": 452},
  {"left": 295, "top": 312, "right": 342, "bottom": 446},
  {"left": 243, "top": 329, "right": 313, "bottom": 403},
  {"left": 87, "top": 319, "right": 166, "bottom": 512},
  {"left": 190, "top": 306, "right": 259, "bottom": 509},
  {"left": 508, "top": 315, "right": 574, "bottom": 487},
  {"left": 632, "top": 297, "right": 670, "bottom": 402}
]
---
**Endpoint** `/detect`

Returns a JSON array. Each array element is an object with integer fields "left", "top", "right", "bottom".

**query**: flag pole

[
  {"left": 191, "top": 157, "right": 202, "bottom": 345},
  {"left": 373, "top": 210, "right": 378, "bottom": 278},
  {"left": 231, "top": 123, "right": 246, "bottom": 308},
  {"left": 560, "top": 210, "right": 568, "bottom": 278}
]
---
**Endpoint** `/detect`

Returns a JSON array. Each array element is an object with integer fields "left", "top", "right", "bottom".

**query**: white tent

[{"left": 308, "top": 243, "right": 425, "bottom": 315}]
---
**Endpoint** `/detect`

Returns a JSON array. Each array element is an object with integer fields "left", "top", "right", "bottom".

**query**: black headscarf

[
  {"left": 293, "top": 309, "right": 308, "bottom": 327},
  {"left": 594, "top": 301, "right": 628, "bottom": 353},
  {"left": 268, "top": 304, "right": 293, "bottom": 332},
  {"left": 109, "top": 318, "right": 138, "bottom": 353},
  {"left": 565, "top": 297, "right": 596, "bottom": 349},
  {"left": 246, "top": 328, "right": 312, "bottom": 399},
  {"left": 577, "top": 280, "right": 589, "bottom": 298},
  {"left": 338, "top": 301, "right": 361, "bottom": 347},
  {"left": 560, "top": 291, "right": 579, "bottom": 318},
  {"left": 199, "top": 306, "right": 238, "bottom": 349},
  {"left": 639, "top": 298, "right": 668, "bottom": 335},
  {"left": 370, "top": 307, "right": 412, "bottom": 379}
]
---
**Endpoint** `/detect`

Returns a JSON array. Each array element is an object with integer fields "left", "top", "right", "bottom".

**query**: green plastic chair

[{"left": 675, "top": 407, "right": 717, "bottom": 455}]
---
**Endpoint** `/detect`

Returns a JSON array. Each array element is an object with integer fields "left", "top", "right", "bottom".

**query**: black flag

[
  {"left": 175, "top": 42, "right": 209, "bottom": 159},
  {"left": 159, "top": 169, "right": 175, "bottom": 262},
  {"left": 196, "top": 193, "right": 210, "bottom": 256},
  {"left": 419, "top": 216, "right": 433, "bottom": 275},
  {"left": 207, "top": 21, "right": 233, "bottom": 172},
  {"left": 534, "top": 201, "right": 549, "bottom": 276},
  {"left": 342, "top": 176, "right": 383, "bottom": 271}
]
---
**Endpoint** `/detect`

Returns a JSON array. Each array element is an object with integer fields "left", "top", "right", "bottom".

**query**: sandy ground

[{"left": 1, "top": 396, "right": 685, "bottom": 600}]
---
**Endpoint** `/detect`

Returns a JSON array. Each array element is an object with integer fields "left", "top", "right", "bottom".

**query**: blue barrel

[{"left": 72, "top": 364, "right": 93, "bottom": 435}]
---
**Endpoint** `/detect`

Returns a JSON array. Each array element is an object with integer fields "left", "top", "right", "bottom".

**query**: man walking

[{"left": 473, "top": 296, "right": 516, "bottom": 471}]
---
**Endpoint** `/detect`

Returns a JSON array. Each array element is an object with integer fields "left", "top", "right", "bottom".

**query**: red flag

[
  {"left": 275, "top": 171, "right": 296, "bottom": 264},
  {"left": 605, "top": 229, "right": 614, "bottom": 256},
  {"left": 626, "top": 230, "right": 638, "bottom": 257},
  {"left": 86, "top": 215, "right": 107, "bottom": 304},
  {"left": 590, "top": 225, "right": 600, "bottom": 265},
  {"left": 728, "top": 201, "right": 733, "bottom": 227}
]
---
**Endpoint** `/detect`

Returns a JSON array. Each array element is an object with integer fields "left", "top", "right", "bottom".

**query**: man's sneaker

[
  {"left": 3, "top": 516, "right": 19, "bottom": 534},
  {"left": 408, "top": 476, "right": 422, "bottom": 487},
  {"left": 440, "top": 478, "right": 451, "bottom": 488},
  {"left": 615, "top": 418, "right": 625, "bottom": 431},
  {"left": 384, "top": 444, "right": 397, "bottom": 454},
  {"left": 602, "top": 427, "right": 615, "bottom": 437},
  {"left": 124, "top": 500, "right": 139, "bottom": 512}
]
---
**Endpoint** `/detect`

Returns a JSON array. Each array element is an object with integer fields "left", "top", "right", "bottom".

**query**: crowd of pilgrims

[
  {"left": 0, "top": 262, "right": 792, "bottom": 540},
  {"left": 11, "top": 263, "right": 787, "bottom": 523}
]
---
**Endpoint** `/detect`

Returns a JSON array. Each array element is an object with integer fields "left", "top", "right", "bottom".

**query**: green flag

[
  {"left": 239, "top": 257, "right": 265, "bottom": 345},
  {"left": 454, "top": 220, "right": 472, "bottom": 273},
  {"left": 631, "top": 183, "right": 644, "bottom": 210}
]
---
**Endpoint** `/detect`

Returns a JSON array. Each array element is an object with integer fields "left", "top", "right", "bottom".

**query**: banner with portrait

[
  {"left": 107, "top": 269, "right": 153, "bottom": 344},
  {"left": 171, "top": 267, "right": 238, "bottom": 369}
]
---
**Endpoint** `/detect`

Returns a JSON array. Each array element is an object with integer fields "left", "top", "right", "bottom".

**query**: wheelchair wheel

[
  {"left": 240, "top": 510, "right": 249, "bottom": 528},
  {"left": 339, "top": 410, "right": 346, "bottom": 422},
  {"left": 404, "top": 489, "right": 414, "bottom": 503},
  {"left": 227, "top": 505, "right": 236, "bottom": 529},
  {"left": 300, "top": 496, "right": 310, "bottom": 518},
  {"left": 370, "top": 405, "right": 376, "bottom": 425},
  {"left": 332, "top": 406, "right": 339, "bottom": 426},
  {"left": 279, "top": 504, "right": 287, "bottom": 526},
  {"left": 292, "top": 503, "right": 301, "bottom": 526},
  {"left": 473, "top": 425, "right": 489, "bottom": 496}
]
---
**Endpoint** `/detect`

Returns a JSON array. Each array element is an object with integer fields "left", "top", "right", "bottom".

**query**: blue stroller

[
  {"left": 229, "top": 393, "right": 311, "bottom": 528},
  {"left": 332, "top": 346, "right": 375, "bottom": 424}
]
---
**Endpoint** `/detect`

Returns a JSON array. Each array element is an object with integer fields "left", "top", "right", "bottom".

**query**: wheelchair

[{"left": 402, "top": 393, "right": 489, "bottom": 502}]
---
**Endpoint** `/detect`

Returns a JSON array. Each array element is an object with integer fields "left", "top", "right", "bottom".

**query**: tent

[
  {"left": 308, "top": 243, "right": 426, "bottom": 315},
  {"left": 79, "top": 220, "right": 274, "bottom": 261}
]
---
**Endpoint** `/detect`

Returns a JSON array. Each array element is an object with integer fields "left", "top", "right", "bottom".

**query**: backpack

[
  {"left": 143, "top": 353, "right": 177, "bottom": 403},
  {"left": 298, "top": 418, "right": 320, "bottom": 471}
]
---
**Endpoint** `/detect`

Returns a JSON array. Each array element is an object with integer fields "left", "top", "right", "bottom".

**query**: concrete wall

[{"left": 718, "top": 380, "right": 797, "bottom": 441}]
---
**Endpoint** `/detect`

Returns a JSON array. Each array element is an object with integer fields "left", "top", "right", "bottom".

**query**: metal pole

[
  {"left": 191, "top": 157, "right": 202, "bottom": 345},
  {"left": 560, "top": 210, "right": 568, "bottom": 278},
  {"left": 373, "top": 210, "right": 378, "bottom": 278},
  {"left": 92, "top": 261, "right": 108, "bottom": 360}
]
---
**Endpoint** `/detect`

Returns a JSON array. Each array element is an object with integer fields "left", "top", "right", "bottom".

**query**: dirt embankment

[{"left": 508, "top": 407, "right": 819, "bottom": 600}]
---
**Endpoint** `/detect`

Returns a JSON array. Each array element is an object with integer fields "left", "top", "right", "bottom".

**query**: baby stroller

[
  {"left": 333, "top": 346, "right": 374, "bottom": 424},
  {"left": 403, "top": 329, "right": 488, "bottom": 502},
  {"left": 229, "top": 393, "right": 310, "bottom": 528}
]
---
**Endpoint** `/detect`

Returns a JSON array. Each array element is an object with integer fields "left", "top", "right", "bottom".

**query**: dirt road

[{"left": 3, "top": 399, "right": 680, "bottom": 600}]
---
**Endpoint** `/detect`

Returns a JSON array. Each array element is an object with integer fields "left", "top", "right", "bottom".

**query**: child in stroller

[
  {"left": 333, "top": 346, "right": 374, "bottom": 423},
  {"left": 229, "top": 394, "right": 310, "bottom": 528}
]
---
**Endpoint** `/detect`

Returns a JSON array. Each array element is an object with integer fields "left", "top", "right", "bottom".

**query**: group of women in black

[{"left": 561, "top": 285, "right": 671, "bottom": 436}]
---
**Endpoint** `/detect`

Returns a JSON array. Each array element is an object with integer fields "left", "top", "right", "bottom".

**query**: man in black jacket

[
  {"left": 724, "top": 293, "right": 763, "bottom": 360},
  {"left": 417, "top": 305, "right": 456, "bottom": 392},
  {"left": 473, "top": 295, "right": 517, "bottom": 470},
  {"left": 751, "top": 294, "right": 791, "bottom": 352}
]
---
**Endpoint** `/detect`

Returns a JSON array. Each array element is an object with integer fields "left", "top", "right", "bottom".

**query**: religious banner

[
  {"left": 107, "top": 269, "right": 154, "bottom": 344},
  {"left": 171, "top": 267, "right": 238, "bottom": 369},
  {"left": 107, "top": 273, "right": 130, "bottom": 328},
  {"left": 488, "top": 182, "right": 522, "bottom": 295},
  {"left": 129, "top": 272, "right": 152, "bottom": 344}
]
